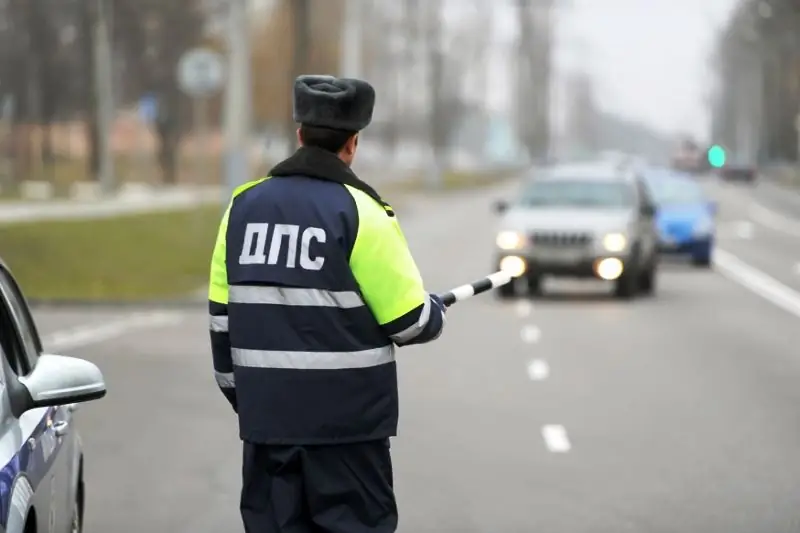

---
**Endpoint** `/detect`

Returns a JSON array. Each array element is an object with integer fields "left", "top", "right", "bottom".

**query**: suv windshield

[
  {"left": 647, "top": 178, "right": 705, "bottom": 205},
  {"left": 518, "top": 179, "right": 634, "bottom": 208}
]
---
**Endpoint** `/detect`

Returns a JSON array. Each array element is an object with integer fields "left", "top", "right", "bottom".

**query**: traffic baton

[{"left": 439, "top": 270, "right": 514, "bottom": 307}]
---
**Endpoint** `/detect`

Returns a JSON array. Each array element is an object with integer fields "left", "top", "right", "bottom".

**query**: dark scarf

[{"left": 268, "top": 146, "right": 395, "bottom": 217}]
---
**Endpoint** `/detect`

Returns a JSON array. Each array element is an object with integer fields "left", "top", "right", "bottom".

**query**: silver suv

[{"left": 492, "top": 163, "right": 659, "bottom": 299}]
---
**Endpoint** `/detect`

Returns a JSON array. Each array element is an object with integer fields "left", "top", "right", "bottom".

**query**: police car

[{"left": 0, "top": 260, "right": 106, "bottom": 533}]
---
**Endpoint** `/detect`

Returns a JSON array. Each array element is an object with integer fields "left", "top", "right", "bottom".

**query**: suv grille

[{"left": 530, "top": 231, "right": 593, "bottom": 246}]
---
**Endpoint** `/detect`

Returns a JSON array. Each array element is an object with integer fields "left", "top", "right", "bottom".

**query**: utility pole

[
  {"left": 400, "top": 0, "right": 419, "bottom": 160},
  {"left": 94, "top": 0, "right": 115, "bottom": 195},
  {"left": 425, "top": 0, "right": 444, "bottom": 190},
  {"left": 222, "top": 0, "right": 253, "bottom": 201},
  {"left": 538, "top": 0, "right": 554, "bottom": 159},
  {"left": 515, "top": 0, "right": 553, "bottom": 161},
  {"left": 479, "top": 0, "right": 494, "bottom": 109},
  {"left": 286, "top": 0, "right": 310, "bottom": 153},
  {"left": 340, "top": 0, "right": 362, "bottom": 77}
]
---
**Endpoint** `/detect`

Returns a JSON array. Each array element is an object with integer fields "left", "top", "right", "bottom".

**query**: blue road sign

[{"left": 138, "top": 94, "right": 158, "bottom": 123}]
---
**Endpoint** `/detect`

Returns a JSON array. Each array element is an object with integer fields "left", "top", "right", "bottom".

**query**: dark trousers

[{"left": 241, "top": 439, "right": 398, "bottom": 533}]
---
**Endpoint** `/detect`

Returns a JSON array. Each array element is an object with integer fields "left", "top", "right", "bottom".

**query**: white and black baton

[{"left": 439, "top": 270, "right": 515, "bottom": 307}]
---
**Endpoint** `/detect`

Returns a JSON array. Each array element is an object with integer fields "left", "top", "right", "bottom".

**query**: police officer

[{"left": 208, "top": 75, "right": 447, "bottom": 532}]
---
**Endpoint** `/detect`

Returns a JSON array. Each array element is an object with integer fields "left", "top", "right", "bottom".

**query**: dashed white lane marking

[
  {"left": 714, "top": 249, "right": 800, "bottom": 319},
  {"left": 42, "top": 311, "right": 186, "bottom": 352},
  {"left": 541, "top": 425, "right": 571, "bottom": 452},
  {"left": 515, "top": 300, "right": 533, "bottom": 317},
  {"left": 527, "top": 359, "right": 549, "bottom": 380},
  {"left": 748, "top": 203, "right": 800, "bottom": 237},
  {"left": 520, "top": 324, "right": 541, "bottom": 343},
  {"left": 733, "top": 221, "right": 754, "bottom": 239}
]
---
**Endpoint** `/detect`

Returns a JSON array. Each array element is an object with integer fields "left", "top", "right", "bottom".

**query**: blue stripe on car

[{"left": 0, "top": 407, "right": 65, "bottom": 527}]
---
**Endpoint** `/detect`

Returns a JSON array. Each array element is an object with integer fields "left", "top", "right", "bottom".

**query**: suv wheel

[
  {"left": 692, "top": 254, "right": 712, "bottom": 268},
  {"left": 526, "top": 275, "right": 541, "bottom": 296},
  {"left": 639, "top": 257, "right": 657, "bottom": 295},
  {"left": 614, "top": 254, "right": 641, "bottom": 300},
  {"left": 496, "top": 281, "right": 516, "bottom": 300}
]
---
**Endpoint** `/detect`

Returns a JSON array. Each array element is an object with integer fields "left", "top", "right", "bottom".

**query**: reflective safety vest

[{"left": 208, "top": 146, "right": 444, "bottom": 444}]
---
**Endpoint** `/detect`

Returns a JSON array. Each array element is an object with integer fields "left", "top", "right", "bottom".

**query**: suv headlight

[
  {"left": 693, "top": 217, "right": 714, "bottom": 236},
  {"left": 496, "top": 231, "right": 524, "bottom": 250},
  {"left": 602, "top": 232, "right": 627, "bottom": 252}
]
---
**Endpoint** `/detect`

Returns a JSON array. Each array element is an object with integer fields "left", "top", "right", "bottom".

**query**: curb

[{"left": 28, "top": 294, "right": 205, "bottom": 310}]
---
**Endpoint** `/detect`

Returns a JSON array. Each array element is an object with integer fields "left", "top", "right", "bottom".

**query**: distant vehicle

[
  {"left": 491, "top": 163, "right": 660, "bottom": 299},
  {"left": 671, "top": 139, "right": 703, "bottom": 174},
  {"left": 718, "top": 153, "right": 757, "bottom": 184},
  {"left": 642, "top": 170, "right": 716, "bottom": 267},
  {"left": 0, "top": 259, "right": 107, "bottom": 533}
]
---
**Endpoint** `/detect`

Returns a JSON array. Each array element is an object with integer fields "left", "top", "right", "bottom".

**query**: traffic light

[{"left": 707, "top": 145, "right": 726, "bottom": 168}]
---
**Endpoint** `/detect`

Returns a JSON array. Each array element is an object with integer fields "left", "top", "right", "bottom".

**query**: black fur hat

[{"left": 292, "top": 75, "right": 375, "bottom": 132}]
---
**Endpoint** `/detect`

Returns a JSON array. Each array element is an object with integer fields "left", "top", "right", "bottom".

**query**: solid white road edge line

[
  {"left": 541, "top": 425, "right": 571, "bottom": 452},
  {"left": 527, "top": 359, "right": 549, "bottom": 380},
  {"left": 41, "top": 310, "right": 186, "bottom": 352},
  {"left": 714, "top": 249, "right": 800, "bottom": 319},
  {"left": 733, "top": 221, "right": 754, "bottom": 239}
]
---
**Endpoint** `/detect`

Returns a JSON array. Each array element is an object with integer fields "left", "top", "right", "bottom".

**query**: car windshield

[
  {"left": 518, "top": 179, "right": 634, "bottom": 208},
  {"left": 647, "top": 178, "right": 706, "bottom": 205}
]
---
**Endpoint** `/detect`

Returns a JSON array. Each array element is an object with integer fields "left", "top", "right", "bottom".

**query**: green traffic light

[{"left": 708, "top": 145, "right": 726, "bottom": 168}]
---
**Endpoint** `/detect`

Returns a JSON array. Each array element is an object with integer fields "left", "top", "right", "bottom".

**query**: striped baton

[{"left": 439, "top": 270, "right": 515, "bottom": 307}]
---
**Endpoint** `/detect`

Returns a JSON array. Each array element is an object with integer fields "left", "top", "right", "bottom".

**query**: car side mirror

[
  {"left": 640, "top": 204, "right": 656, "bottom": 217},
  {"left": 493, "top": 200, "right": 508, "bottom": 214},
  {"left": 12, "top": 354, "right": 106, "bottom": 416}
]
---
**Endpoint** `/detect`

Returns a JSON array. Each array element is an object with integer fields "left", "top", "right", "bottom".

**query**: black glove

[{"left": 429, "top": 293, "right": 446, "bottom": 314}]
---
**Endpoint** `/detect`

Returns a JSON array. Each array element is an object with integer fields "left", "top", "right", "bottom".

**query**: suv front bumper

[{"left": 496, "top": 252, "right": 636, "bottom": 279}]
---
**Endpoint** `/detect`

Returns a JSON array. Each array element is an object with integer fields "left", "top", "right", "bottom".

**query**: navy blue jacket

[{"left": 208, "top": 147, "right": 446, "bottom": 444}]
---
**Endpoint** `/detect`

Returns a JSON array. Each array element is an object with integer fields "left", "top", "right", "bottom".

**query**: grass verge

[
  {"left": 0, "top": 167, "right": 518, "bottom": 301},
  {"left": 381, "top": 168, "right": 521, "bottom": 195},
  {"left": 0, "top": 205, "right": 223, "bottom": 302}
]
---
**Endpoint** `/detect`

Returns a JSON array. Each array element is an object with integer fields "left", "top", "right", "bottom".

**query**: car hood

[
  {"left": 500, "top": 207, "right": 634, "bottom": 232},
  {"left": 656, "top": 203, "right": 711, "bottom": 226}
]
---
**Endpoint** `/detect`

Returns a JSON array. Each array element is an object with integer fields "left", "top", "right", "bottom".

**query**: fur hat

[{"left": 292, "top": 75, "right": 375, "bottom": 132}]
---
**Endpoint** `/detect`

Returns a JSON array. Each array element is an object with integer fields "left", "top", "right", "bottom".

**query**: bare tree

[
  {"left": 112, "top": 0, "right": 208, "bottom": 184},
  {"left": 422, "top": 0, "right": 480, "bottom": 174},
  {"left": 0, "top": 0, "right": 208, "bottom": 184}
]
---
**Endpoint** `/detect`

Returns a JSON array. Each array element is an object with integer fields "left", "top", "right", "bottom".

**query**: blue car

[{"left": 643, "top": 171, "right": 716, "bottom": 267}]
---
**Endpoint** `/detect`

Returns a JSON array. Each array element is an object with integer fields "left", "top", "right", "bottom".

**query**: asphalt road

[{"left": 31, "top": 176, "right": 800, "bottom": 532}]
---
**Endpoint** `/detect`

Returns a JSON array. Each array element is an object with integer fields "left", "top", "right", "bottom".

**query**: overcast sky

[{"left": 482, "top": 0, "right": 738, "bottom": 140}]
